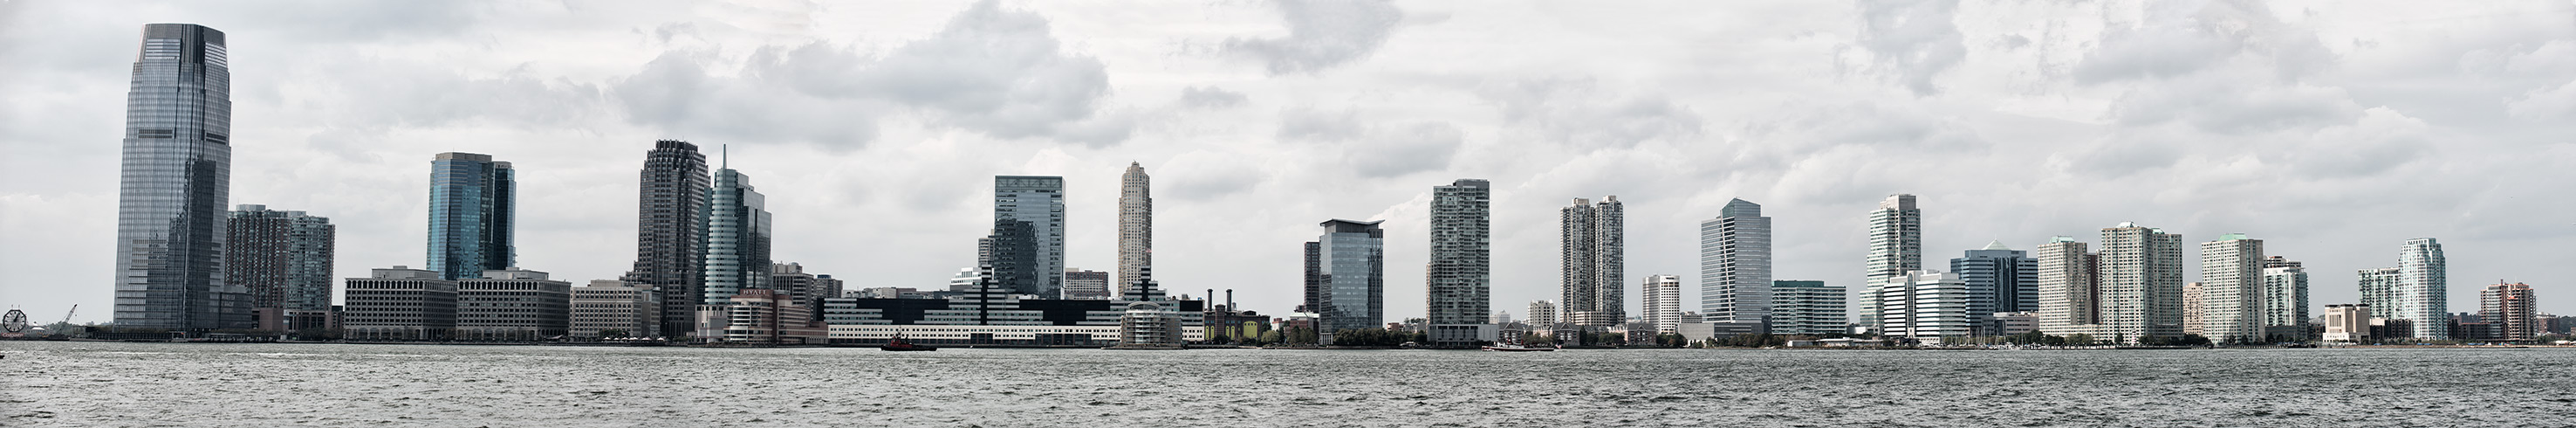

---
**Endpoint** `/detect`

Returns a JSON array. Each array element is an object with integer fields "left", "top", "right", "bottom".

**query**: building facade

[
  {"left": 1952, "top": 241, "right": 2036, "bottom": 335},
  {"left": 225, "top": 204, "right": 333, "bottom": 331},
  {"left": 627, "top": 140, "right": 709, "bottom": 341},
  {"left": 2196, "top": 233, "right": 2264, "bottom": 343},
  {"left": 2322, "top": 304, "right": 2371, "bottom": 342},
  {"left": 1526, "top": 300, "right": 1559, "bottom": 332},
  {"left": 2097, "top": 223, "right": 2185, "bottom": 343},
  {"left": 342, "top": 266, "right": 458, "bottom": 341},
  {"left": 771, "top": 262, "right": 842, "bottom": 318},
  {"left": 427, "top": 152, "right": 515, "bottom": 281},
  {"left": 1641, "top": 274, "right": 1682, "bottom": 335},
  {"left": 1427, "top": 179, "right": 1492, "bottom": 345},
  {"left": 701, "top": 168, "right": 771, "bottom": 305},
  {"left": 1700, "top": 198, "right": 1771, "bottom": 330},
  {"left": 1771, "top": 280, "right": 1848, "bottom": 335},
  {"left": 1310, "top": 219, "right": 1386, "bottom": 335},
  {"left": 572, "top": 280, "right": 660, "bottom": 339},
  {"left": 1861, "top": 194, "right": 1922, "bottom": 329},
  {"left": 993, "top": 176, "right": 1065, "bottom": 297},
  {"left": 1063, "top": 268, "right": 1112, "bottom": 300},
  {"left": 456, "top": 269, "right": 572, "bottom": 342},
  {"left": 2033, "top": 237, "right": 2099, "bottom": 335},
  {"left": 2393, "top": 238, "right": 2449, "bottom": 340},
  {"left": 1876, "top": 271, "right": 1973, "bottom": 343},
  {"left": 1118, "top": 163, "right": 1152, "bottom": 298},
  {"left": 2482, "top": 282, "right": 2537, "bottom": 341},
  {"left": 720, "top": 288, "right": 826, "bottom": 345},
  {"left": 1560, "top": 197, "right": 1625, "bottom": 327},
  {"left": 112, "top": 24, "right": 242, "bottom": 330},
  {"left": 2260, "top": 256, "right": 2310, "bottom": 339}
]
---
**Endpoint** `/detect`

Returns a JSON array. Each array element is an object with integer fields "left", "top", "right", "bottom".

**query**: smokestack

[{"left": 1226, "top": 289, "right": 1234, "bottom": 314}]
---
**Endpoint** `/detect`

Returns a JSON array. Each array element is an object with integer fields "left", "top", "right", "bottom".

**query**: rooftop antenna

[{"left": 722, "top": 144, "right": 729, "bottom": 169}]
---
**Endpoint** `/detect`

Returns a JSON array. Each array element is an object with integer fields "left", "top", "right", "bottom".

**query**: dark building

[
  {"left": 1310, "top": 219, "right": 1386, "bottom": 337},
  {"left": 427, "top": 152, "right": 515, "bottom": 281},
  {"left": 1953, "top": 241, "right": 2038, "bottom": 335},
  {"left": 112, "top": 24, "right": 244, "bottom": 330},
  {"left": 225, "top": 205, "right": 334, "bottom": 331},
  {"left": 624, "top": 140, "right": 709, "bottom": 339},
  {"left": 983, "top": 219, "right": 1044, "bottom": 296},
  {"left": 1300, "top": 241, "right": 1321, "bottom": 314}
]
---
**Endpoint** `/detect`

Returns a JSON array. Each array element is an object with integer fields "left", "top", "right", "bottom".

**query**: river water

[{"left": 2, "top": 342, "right": 2568, "bottom": 427}]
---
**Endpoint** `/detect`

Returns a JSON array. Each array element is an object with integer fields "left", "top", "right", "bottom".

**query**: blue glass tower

[
  {"left": 699, "top": 168, "right": 771, "bottom": 304},
  {"left": 112, "top": 24, "right": 247, "bottom": 330},
  {"left": 427, "top": 152, "right": 515, "bottom": 280},
  {"left": 1952, "top": 240, "right": 2037, "bottom": 335}
]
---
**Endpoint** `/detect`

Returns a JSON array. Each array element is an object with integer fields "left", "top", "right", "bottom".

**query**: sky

[{"left": 3, "top": 0, "right": 2573, "bottom": 325}]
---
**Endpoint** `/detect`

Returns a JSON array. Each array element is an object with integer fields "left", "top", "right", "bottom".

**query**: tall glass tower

[
  {"left": 1860, "top": 194, "right": 1921, "bottom": 329},
  {"left": 1700, "top": 198, "right": 1771, "bottom": 328},
  {"left": 427, "top": 152, "right": 515, "bottom": 280},
  {"left": 112, "top": 24, "right": 243, "bottom": 329},
  {"left": 700, "top": 168, "right": 771, "bottom": 304},
  {"left": 993, "top": 176, "right": 1065, "bottom": 297},
  {"left": 1427, "top": 179, "right": 1490, "bottom": 344},
  {"left": 1312, "top": 219, "right": 1385, "bottom": 335},
  {"left": 627, "top": 140, "right": 709, "bottom": 336},
  {"left": 1952, "top": 240, "right": 2036, "bottom": 334}
]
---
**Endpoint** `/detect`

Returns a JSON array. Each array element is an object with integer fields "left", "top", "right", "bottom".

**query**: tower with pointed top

[{"left": 1117, "top": 162, "right": 1152, "bottom": 298}]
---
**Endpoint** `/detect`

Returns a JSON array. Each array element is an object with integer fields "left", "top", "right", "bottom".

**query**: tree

[
  {"left": 2064, "top": 334, "right": 2095, "bottom": 346},
  {"left": 1257, "top": 329, "right": 1285, "bottom": 344},
  {"left": 1654, "top": 333, "right": 1689, "bottom": 348}
]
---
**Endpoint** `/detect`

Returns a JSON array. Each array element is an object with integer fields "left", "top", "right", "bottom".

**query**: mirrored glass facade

[
  {"left": 427, "top": 152, "right": 514, "bottom": 280},
  {"left": 113, "top": 24, "right": 245, "bottom": 329}
]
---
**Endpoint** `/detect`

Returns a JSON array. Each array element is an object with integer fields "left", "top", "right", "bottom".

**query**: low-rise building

[
  {"left": 342, "top": 266, "right": 456, "bottom": 341},
  {"left": 1771, "top": 280, "right": 1848, "bottom": 335},
  {"left": 1994, "top": 312, "right": 2038, "bottom": 335},
  {"left": 456, "top": 269, "right": 571, "bottom": 342},
  {"left": 1877, "top": 271, "right": 1974, "bottom": 344},
  {"left": 572, "top": 280, "right": 661, "bottom": 339},
  {"left": 722, "top": 288, "right": 826, "bottom": 345}
]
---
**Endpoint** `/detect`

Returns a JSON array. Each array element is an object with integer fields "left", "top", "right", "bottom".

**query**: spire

[{"left": 1982, "top": 240, "right": 2010, "bottom": 251}]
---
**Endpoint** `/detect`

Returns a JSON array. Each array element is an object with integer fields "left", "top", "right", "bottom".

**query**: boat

[
  {"left": 880, "top": 334, "right": 937, "bottom": 352},
  {"left": 1483, "top": 343, "right": 1556, "bottom": 352}
]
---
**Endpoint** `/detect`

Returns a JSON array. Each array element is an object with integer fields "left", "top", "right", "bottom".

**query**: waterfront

[{"left": 3, "top": 342, "right": 2571, "bottom": 427}]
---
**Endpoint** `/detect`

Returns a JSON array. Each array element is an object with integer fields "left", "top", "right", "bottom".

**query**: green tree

[{"left": 1257, "top": 329, "right": 1285, "bottom": 344}]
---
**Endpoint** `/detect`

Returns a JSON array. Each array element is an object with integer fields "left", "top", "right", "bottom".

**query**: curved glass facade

[{"left": 112, "top": 24, "right": 244, "bottom": 329}]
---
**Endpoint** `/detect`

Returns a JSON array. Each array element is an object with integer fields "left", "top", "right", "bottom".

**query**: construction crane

[{"left": 59, "top": 304, "right": 76, "bottom": 328}]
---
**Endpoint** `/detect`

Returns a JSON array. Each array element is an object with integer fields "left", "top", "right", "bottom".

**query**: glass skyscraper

[
  {"left": 427, "top": 152, "right": 515, "bottom": 280},
  {"left": 112, "top": 24, "right": 244, "bottom": 329},
  {"left": 1952, "top": 240, "right": 2036, "bottom": 334},
  {"left": 1860, "top": 194, "right": 1921, "bottom": 329},
  {"left": 2392, "top": 238, "right": 2449, "bottom": 340},
  {"left": 1310, "top": 219, "right": 1385, "bottom": 335},
  {"left": 1700, "top": 198, "right": 1771, "bottom": 328},
  {"left": 993, "top": 176, "right": 1065, "bottom": 297},
  {"left": 700, "top": 168, "right": 771, "bottom": 304},
  {"left": 1426, "top": 179, "right": 1490, "bottom": 328}
]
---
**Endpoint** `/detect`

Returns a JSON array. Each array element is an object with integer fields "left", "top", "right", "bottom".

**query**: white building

[
  {"left": 1641, "top": 274, "right": 1682, "bottom": 335},
  {"left": 2393, "top": 238, "right": 2449, "bottom": 340},
  {"left": 1861, "top": 195, "right": 1922, "bottom": 330},
  {"left": 2322, "top": 304, "right": 2371, "bottom": 342},
  {"left": 2097, "top": 223, "right": 2185, "bottom": 343},
  {"left": 1526, "top": 300, "right": 1559, "bottom": 334},
  {"left": 2034, "top": 237, "right": 2098, "bottom": 336},
  {"left": 1876, "top": 271, "right": 1974, "bottom": 343},
  {"left": 2196, "top": 234, "right": 2264, "bottom": 343},
  {"left": 572, "top": 280, "right": 660, "bottom": 339}
]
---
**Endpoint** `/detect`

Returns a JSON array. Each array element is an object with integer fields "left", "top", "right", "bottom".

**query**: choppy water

[{"left": 3, "top": 342, "right": 2571, "bottom": 427}]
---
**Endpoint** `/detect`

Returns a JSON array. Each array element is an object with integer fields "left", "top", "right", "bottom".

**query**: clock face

[{"left": 2, "top": 309, "right": 26, "bottom": 334}]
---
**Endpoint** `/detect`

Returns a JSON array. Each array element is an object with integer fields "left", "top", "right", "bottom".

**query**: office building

[
  {"left": 225, "top": 205, "right": 333, "bottom": 331},
  {"left": 427, "top": 152, "right": 515, "bottom": 281},
  {"left": 701, "top": 168, "right": 771, "bottom": 304},
  {"left": 993, "top": 176, "right": 1065, "bottom": 297},
  {"left": 2482, "top": 282, "right": 2537, "bottom": 341},
  {"left": 2196, "top": 233, "right": 2264, "bottom": 343},
  {"left": 2096, "top": 223, "right": 2185, "bottom": 343},
  {"left": 1952, "top": 241, "right": 2036, "bottom": 335},
  {"left": 1427, "top": 179, "right": 1492, "bottom": 345},
  {"left": 769, "top": 262, "right": 842, "bottom": 318},
  {"left": 1307, "top": 219, "right": 1386, "bottom": 336},
  {"left": 1994, "top": 312, "right": 2038, "bottom": 335},
  {"left": 2260, "top": 256, "right": 2310, "bottom": 339},
  {"left": 626, "top": 140, "right": 709, "bottom": 340},
  {"left": 2321, "top": 304, "right": 2370, "bottom": 342},
  {"left": 111, "top": 24, "right": 243, "bottom": 331},
  {"left": 1118, "top": 162, "right": 1152, "bottom": 298},
  {"left": 342, "top": 266, "right": 457, "bottom": 341},
  {"left": 1641, "top": 274, "right": 1682, "bottom": 335},
  {"left": 456, "top": 269, "right": 571, "bottom": 342},
  {"left": 719, "top": 288, "right": 827, "bottom": 345},
  {"left": 1064, "top": 268, "right": 1112, "bottom": 300},
  {"left": 1560, "top": 197, "right": 1625, "bottom": 327},
  {"left": 1771, "top": 280, "right": 1848, "bottom": 335},
  {"left": 2034, "top": 237, "right": 2100, "bottom": 335},
  {"left": 1860, "top": 196, "right": 1922, "bottom": 329},
  {"left": 1700, "top": 198, "right": 1771, "bottom": 330},
  {"left": 1875, "top": 271, "right": 1972, "bottom": 343},
  {"left": 572, "top": 280, "right": 660, "bottom": 339}
]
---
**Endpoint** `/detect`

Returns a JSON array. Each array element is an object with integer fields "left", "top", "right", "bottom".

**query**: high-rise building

[
  {"left": 2260, "top": 256, "right": 2310, "bottom": 337},
  {"left": 1300, "top": 242, "right": 1322, "bottom": 313},
  {"left": 1770, "top": 280, "right": 1848, "bottom": 335},
  {"left": 1700, "top": 198, "right": 1771, "bottom": 330},
  {"left": 1875, "top": 271, "right": 1972, "bottom": 343},
  {"left": 2357, "top": 266, "right": 2401, "bottom": 316},
  {"left": 1310, "top": 219, "right": 1385, "bottom": 336},
  {"left": 2182, "top": 281, "right": 2206, "bottom": 335},
  {"left": 456, "top": 269, "right": 572, "bottom": 342},
  {"left": 342, "top": 266, "right": 458, "bottom": 341},
  {"left": 1860, "top": 195, "right": 1922, "bottom": 329},
  {"left": 112, "top": 24, "right": 239, "bottom": 330},
  {"left": 1641, "top": 274, "right": 1682, "bottom": 335},
  {"left": 2482, "top": 282, "right": 2537, "bottom": 341},
  {"left": 700, "top": 168, "right": 771, "bottom": 305},
  {"left": 627, "top": 140, "right": 709, "bottom": 340},
  {"left": 2097, "top": 223, "right": 2185, "bottom": 343},
  {"left": 2393, "top": 238, "right": 2449, "bottom": 340},
  {"left": 993, "top": 176, "right": 1066, "bottom": 297},
  {"left": 2196, "top": 233, "right": 2264, "bottom": 343},
  {"left": 1117, "top": 163, "right": 1152, "bottom": 299},
  {"left": 1526, "top": 300, "right": 1559, "bottom": 330},
  {"left": 572, "top": 280, "right": 661, "bottom": 339},
  {"left": 1064, "top": 268, "right": 1112, "bottom": 300},
  {"left": 2322, "top": 304, "right": 2371, "bottom": 342},
  {"left": 1951, "top": 240, "right": 2036, "bottom": 335},
  {"left": 1560, "top": 197, "right": 1625, "bottom": 327},
  {"left": 225, "top": 205, "right": 333, "bottom": 331},
  {"left": 427, "top": 152, "right": 515, "bottom": 281},
  {"left": 1427, "top": 179, "right": 1492, "bottom": 344},
  {"left": 771, "top": 263, "right": 843, "bottom": 316},
  {"left": 2033, "top": 237, "right": 2099, "bottom": 335}
]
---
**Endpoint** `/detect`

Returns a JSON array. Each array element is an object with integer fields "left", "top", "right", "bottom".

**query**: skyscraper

[
  {"left": 627, "top": 140, "right": 709, "bottom": 338},
  {"left": 2097, "top": 223, "right": 2184, "bottom": 343},
  {"left": 2481, "top": 282, "right": 2537, "bottom": 341},
  {"left": 1951, "top": 240, "right": 2036, "bottom": 335},
  {"left": 2033, "top": 237, "right": 2099, "bottom": 335},
  {"left": 112, "top": 24, "right": 240, "bottom": 330},
  {"left": 1311, "top": 219, "right": 1386, "bottom": 337},
  {"left": 1701, "top": 198, "right": 1771, "bottom": 329},
  {"left": 1641, "top": 274, "right": 1682, "bottom": 335},
  {"left": 699, "top": 168, "right": 771, "bottom": 304},
  {"left": 994, "top": 176, "right": 1065, "bottom": 297},
  {"left": 1860, "top": 195, "right": 1922, "bottom": 329},
  {"left": 2356, "top": 266, "right": 2402, "bottom": 321},
  {"left": 1427, "top": 179, "right": 1492, "bottom": 343},
  {"left": 1560, "top": 197, "right": 1624, "bottom": 327},
  {"left": 427, "top": 152, "right": 515, "bottom": 281},
  {"left": 2394, "top": 238, "right": 2449, "bottom": 340},
  {"left": 1117, "top": 162, "right": 1152, "bottom": 299},
  {"left": 225, "top": 205, "right": 333, "bottom": 331},
  {"left": 1770, "top": 280, "right": 1848, "bottom": 335},
  {"left": 2259, "top": 256, "right": 2309, "bottom": 338},
  {"left": 2196, "top": 233, "right": 2264, "bottom": 343}
]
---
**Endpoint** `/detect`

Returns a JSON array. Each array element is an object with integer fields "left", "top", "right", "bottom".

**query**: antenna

[{"left": 722, "top": 144, "right": 729, "bottom": 169}]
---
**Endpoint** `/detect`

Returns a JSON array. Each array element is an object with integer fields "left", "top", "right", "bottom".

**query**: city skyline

[{"left": 10, "top": 2, "right": 2576, "bottom": 324}]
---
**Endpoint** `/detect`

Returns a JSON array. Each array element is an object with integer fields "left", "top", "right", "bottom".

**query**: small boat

[
  {"left": 880, "top": 334, "right": 937, "bottom": 352},
  {"left": 1483, "top": 344, "right": 1555, "bottom": 352}
]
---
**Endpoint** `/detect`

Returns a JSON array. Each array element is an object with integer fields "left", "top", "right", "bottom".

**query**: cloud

[
  {"left": 1349, "top": 121, "right": 1464, "bottom": 178},
  {"left": 1476, "top": 77, "right": 1702, "bottom": 148},
  {"left": 1177, "top": 86, "right": 1249, "bottom": 110},
  {"left": 2506, "top": 79, "right": 2576, "bottom": 121},
  {"left": 1274, "top": 107, "right": 1364, "bottom": 142},
  {"left": 1853, "top": 0, "right": 1966, "bottom": 95},
  {"left": 1157, "top": 150, "right": 1267, "bottom": 200},
  {"left": 1223, "top": 0, "right": 1405, "bottom": 75}
]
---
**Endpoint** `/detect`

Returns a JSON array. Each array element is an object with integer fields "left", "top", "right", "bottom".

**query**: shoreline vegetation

[{"left": 12, "top": 337, "right": 2569, "bottom": 350}]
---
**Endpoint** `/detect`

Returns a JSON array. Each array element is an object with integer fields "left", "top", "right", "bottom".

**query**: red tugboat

[{"left": 880, "top": 334, "right": 937, "bottom": 352}]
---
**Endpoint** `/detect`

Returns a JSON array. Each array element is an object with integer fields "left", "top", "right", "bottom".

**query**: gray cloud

[
  {"left": 1177, "top": 86, "right": 1249, "bottom": 110},
  {"left": 1274, "top": 107, "right": 1364, "bottom": 142},
  {"left": 1223, "top": 0, "right": 1405, "bottom": 75},
  {"left": 1853, "top": 0, "right": 1965, "bottom": 95},
  {"left": 1349, "top": 121, "right": 1463, "bottom": 178},
  {"left": 1476, "top": 77, "right": 1702, "bottom": 148}
]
